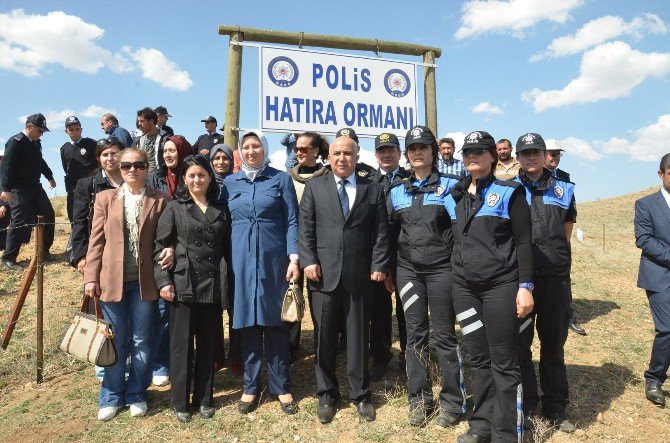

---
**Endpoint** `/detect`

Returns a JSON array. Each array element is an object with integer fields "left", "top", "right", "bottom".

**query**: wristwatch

[{"left": 519, "top": 282, "right": 534, "bottom": 291}]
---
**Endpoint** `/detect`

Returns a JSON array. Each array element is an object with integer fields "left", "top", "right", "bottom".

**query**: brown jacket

[{"left": 84, "top": 186, "right": 169, "bottom": 302}]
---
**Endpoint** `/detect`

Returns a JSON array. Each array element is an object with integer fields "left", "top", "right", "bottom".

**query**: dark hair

[
  {"left": 439, "top": 137, "right": 455, "bottom": 147},
  {"left": 404, "top": 143, "right": 440, "bottom": 169},
  {"left": 175, "top": 155, "right": 220, "bottom": 202},
  {"left": 298, "top": 131, "right": 330, "bottom": 159},
  {"left": 137, "top": 107, "right": 157, "bottom": 124},
  {"left": 660, "top": 153, "right": 670, "bottom": 172},
  {"left": 119, "top": 147, "right": 149, "bottom": 166},
  {"left": 496, "top": 138, "right": 512, "bottom": 149}
]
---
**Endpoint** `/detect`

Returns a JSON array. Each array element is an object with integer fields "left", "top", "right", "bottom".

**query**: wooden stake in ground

[{"left": 35, "top": 215, "right": 45, "bottom": 383}]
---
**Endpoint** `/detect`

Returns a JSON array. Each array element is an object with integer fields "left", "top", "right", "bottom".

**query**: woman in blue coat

[{"left": 221, "top": 129, "right": 300, "bottom": 415}]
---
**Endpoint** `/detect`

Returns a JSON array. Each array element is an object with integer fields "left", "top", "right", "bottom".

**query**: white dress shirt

[
  {"left": 334, "top": 172, "right": 357, "bottom": 211},
  {"left": 661, "top": 186, "right": 670, "bottom": 209}
]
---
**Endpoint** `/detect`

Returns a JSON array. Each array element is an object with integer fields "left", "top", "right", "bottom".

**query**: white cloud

[
  {"left": 269, "top": 149, "right": 287, "bottom": 171},
  {"left": 455, "top": 0, "right": 583, "bottom": 40},
  {"left": 81, "top": 105, "right": 115, "bottom": 118},
  {"left": 18, "top": 105, "right": 116, "bottom": 130},
  {"left": 127, "top": 47, "right": 193, "bottom": 92},
  {"left": 0, "top": 9, "right": 191, "bottom": 91},
  {"left": 522, "top": 41, "right": 670, "bottom": 112},
  {"left": 472, "top": 101, "right": 503, "bottom": 116},
  {"left": 531, "top": 13, "right": 668, "bottom": 61},
  {"left": 559, "top": 137, "right": 603, "bottom": 161},
  {"left": 593, "top": 114, "right": 670, "bottom": 162}
]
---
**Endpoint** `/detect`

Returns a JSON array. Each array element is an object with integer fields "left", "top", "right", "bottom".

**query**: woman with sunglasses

[
  {"left": 221, "top": 129, "right": 300, "bottom": 415},
  {"left": 388, "top": 126, "right": 465, "bottom": 428},
  {"left": 145, "top": 135, "right": 193, "bottom": 387},
  {"left": 84, "top": 148, "right": 169, "bottom": 421},
  {"left": 444, "top": 131, "right": 534, "bottom": 443},
  {"left": 153, "top": 155, "right": 231, "bottom": 422}
]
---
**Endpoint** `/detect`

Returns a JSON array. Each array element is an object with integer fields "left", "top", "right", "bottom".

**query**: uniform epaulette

[{"left": 14, "top": 133, "right": 25, "bottom": 141}]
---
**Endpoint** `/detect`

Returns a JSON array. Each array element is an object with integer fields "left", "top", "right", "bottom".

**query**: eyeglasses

[
  {"left": 119, "top": 161, "right": 147, "bottom": 171},
  {"left": 462, "top": 148, "right": 487, "bottom": 157},
  {"left": 97, "top": 136, "right": 122, "bottom": 147},
  {"left": 293, "top": 147, "right": 315, "bottom": 154},
  {"left": 547, "top": 151, "right": 562, "bottom": 158}
]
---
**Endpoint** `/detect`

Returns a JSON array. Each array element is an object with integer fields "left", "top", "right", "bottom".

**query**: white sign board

[{"left": 260, "top": 46, "right": 419, "bottom": 138}]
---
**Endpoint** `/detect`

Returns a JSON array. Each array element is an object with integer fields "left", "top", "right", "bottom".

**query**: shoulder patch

[{"left": 14, "top": 133, "right": 25, "bottom": 141}]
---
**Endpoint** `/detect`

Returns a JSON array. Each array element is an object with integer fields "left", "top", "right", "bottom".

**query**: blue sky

[{"left": 1, "top": 0, "right": 669, "bottom": 201}]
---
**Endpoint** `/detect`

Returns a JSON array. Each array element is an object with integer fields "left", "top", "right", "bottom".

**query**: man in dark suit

[
  {"left": 635, "top": 152, "right": 670, "bottom": 408},
  {"left": 299, "top": 136, "right": 390, "bottom": 423}
]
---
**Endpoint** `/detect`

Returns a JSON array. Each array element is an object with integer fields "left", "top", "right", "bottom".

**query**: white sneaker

[
  {"left": 129, "top": 401, "right": 147, "bottom": 417},
  {"left": 98, "top": 406, "right": 120, "bottom": 421},
  {"left": 152, "top": 375, "right": 170, "bottom": 386}
]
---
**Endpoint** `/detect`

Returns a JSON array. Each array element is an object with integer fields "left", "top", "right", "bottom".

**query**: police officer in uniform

[
  {"left": 390, "top": 126, "right": 465, "bottom": 427},
  {"left": 514, "top": 133, "right": 576, "bottom": 433},
  {"left": 193, "top": 116, "right": 224, "bottom": 156},
  {"left": 154, "top": 106, "right": 174, "bottom": 137},
  {"left": 445, "top": 131, "right": 534, "bottom": 443},
  {"left": 370, "top": 132, "right": 410, "bottom": 380},
  {"left": 1, "top": 113, "right": 57, "bottom": 270},
  {"left": 60, "top": 116, "right": 97, "bottom": 223}
]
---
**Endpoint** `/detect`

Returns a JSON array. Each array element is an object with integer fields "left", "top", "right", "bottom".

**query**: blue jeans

[
  {"left": 99, "top": 281, "right": 157, "bottom": 407},
  {"left": 645, "top": 289, "right": 670, "bottom": 385},
  {"left": 152, "top": 298, "right": 170, "bottom": 377}
]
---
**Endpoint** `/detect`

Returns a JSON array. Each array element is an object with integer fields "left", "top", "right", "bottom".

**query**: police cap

[
  {"left": 515, "top": 133, "right": 546, "bottom": 154},
  {"left": 65, "top": 116, "right": 81, "bottom": 128},
  {"left": 201, "top": 115, "right": 217, "bottom": 124},
  {"left": 374, "top": 132, "right": 400, "bottom": 150},
  {"left": 461, "top": 131, "right": 495, "bottom": 152},
  {"left": 336, "top": 127, "right": 359, "bottom": 143},
  {"left": 154, "top": 106, "right": 171, "bottom": 117},
  {"left": 26, "top": 113, "right": 50, "bottom": 132},
  {"left": 405, "top": 125, "right": 437, "bottom": 148}
]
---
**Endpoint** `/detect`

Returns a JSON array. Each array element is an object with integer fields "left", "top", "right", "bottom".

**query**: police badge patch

[
  {"left": 487, "top": 192, "right": 500, "bottom": 207},
  {"left": 466, "top": 132, "right": 481, "bottom": 143},
  {"left": 435, "top": 186, "right": 445, "bottom": 197},
  {"left": 554, "top": 186, "right": 564, "bottom": 198},
  {"left": 80, "top": 148, "right": 87, "bottom": 156},
  {"left": 411, "top": 128, "right": 422, "bottom": 138}
]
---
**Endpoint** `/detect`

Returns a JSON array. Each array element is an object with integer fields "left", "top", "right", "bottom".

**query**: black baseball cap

[
  {"left": 461, "top": 131, "right": 495, "bottom": 151},
  {"left": 65, "top": 116, "right": 81, "bottom": 128},
  {"left": 405, "top": 125, "right": 436, "bottom": 148},
  {"left": 201, "top": 115, "right": 217, "bottom": 123},
  {"left": 515, "top": 133, "right": 546, "bottom": 154},
  {"left": 154, "top": 106, "right": 171, "bottom": 117},
  {"left": 336, "top": 127, "right": 359, "bottom": 143},
  {"left": 374, "top": 132, "right": 400, "bottom": 150},
  {"left": 26, "top": 113, "right": 49, "bottom": 132}
]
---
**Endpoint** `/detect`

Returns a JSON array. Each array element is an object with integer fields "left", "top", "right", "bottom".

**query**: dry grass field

[{"left": 1, "top": 190, "right": 669, "bottom": 442}]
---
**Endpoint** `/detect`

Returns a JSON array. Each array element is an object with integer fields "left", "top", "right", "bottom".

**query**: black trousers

[
  {"left": 370, "top": 280, "right": 393, "bottom": 365},
  {"left": 0, "top": 206, "right": 9, "bottom": 250},
  {"left": 65, "top": 180, "right": 76, "bottom": 223},
  {"left": 395, "top": 291, "right": 407, "bottom": 354},
  {"left": 311, "top": 281, "right": 371, "bottom": 406},
  {"left": 169, "top": 301, "right": 222, "bottom": 412},
  {"left": 3, "top": 185, "right": 54, "bottom": 262},
  {"left": 396, "top": 263, "right": 465, "bottom": 412},
  {"left": 453, "top": 280, "right": 522, "bottom": 442},
  {"left": 519, "top": 276, "right": 571, "bottom": 417}
]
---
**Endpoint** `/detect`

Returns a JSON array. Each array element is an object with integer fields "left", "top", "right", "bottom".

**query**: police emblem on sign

[
  {"left": 466, "top": 132, "right": 481, "bottom": 143},
  {"left": 554, "top": 186, "right": 564, "bottom": 198},
  {"left": 435, "top": 186, "right": 445, "bottom": 197},
  {"left": 522, "top": 133, "right": 534, "bottom": 144},
  {"left": 487, "top": 192, "right": 500, "bottom": 207},
  {"left": 384, "top": 69, "right": 411, "bottom": 98},
  {"left": 268, "top": 56, "right": 299, "bottom": 87}
]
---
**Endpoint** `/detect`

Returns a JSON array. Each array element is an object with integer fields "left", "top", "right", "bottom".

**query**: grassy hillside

[{"left": 1, "top": 191, "right": 669, "bottom": 442}]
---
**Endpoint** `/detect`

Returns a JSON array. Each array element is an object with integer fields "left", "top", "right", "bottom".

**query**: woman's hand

[
  {"left": 76, "top": 257, "right": 86, "bottom": 275},
  {"left": 516, "top": 287, "right": 534, "bottom": 318},
  {"left": 159, "top": 284, "right": 175, "bottom": 302},
  {"left": 286, "top": 261, "right": 300, "bottom": 282},
  {"left": 158, "top": 247, "right": 174, "bottom": 270},
  {"left": 84, "top": 282, "right": 101, "bottom": 298}
]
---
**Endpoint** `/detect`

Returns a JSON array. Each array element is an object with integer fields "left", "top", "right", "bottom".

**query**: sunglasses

[
  {"left": 183, "top": 154, "right": 208, "bottom": 163},
  {"left": 293, "top": 147, "right": 315, "bottom": 154},
  {"left": 462, "top": 148, "right": 487, "bottom": 157},
  {"left": 119, "top": 161, "right": 147, "bottom": 171},
  {"left": 97, "top": 136, "right": 122, "bottom": 147}
]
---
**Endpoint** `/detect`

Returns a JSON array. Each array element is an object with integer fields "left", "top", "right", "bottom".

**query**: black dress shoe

[
  {"left": 456, "top": 431, "right": 491, "bottom": 443},
  {"left": 280, "top": 400, "right": 298, "bottom": 415},
  {"left": 646, "top": 380, "right": 665, "bottom": 407},
  {"left": 2, "top": 259, "right": 23, "bottom": 271},
  {"left": 569, "top": 319, "right": 587, "bottom": 335},
  {"left": 238, "top": 397, "right": 258, "bottom": 414},
  {"left": 199, "top": 406, "right": 215, "bottom": 419},
  {"left": 356, "top": 400, "right": 375, "bottom": 421},
  {"left": 545, "top": 412, "right": 576, "bottom": 433},
  {"left": 42, "top": 252, "right": 57, "bottom": 262},
  {"left": 408, "top": 405, "right": 427, "bottom": 427},
  {"left": 317, "top": 404, "right": 335, "bottom": 424},
  {"left": 173, "top": 408, "right": 191, "bottom": 423},
  {"left": 435, "top": 411, "right": 460, "bottom": 427},
  {"left": 369, "top": 360, "right": 389, "bottom": 381}
]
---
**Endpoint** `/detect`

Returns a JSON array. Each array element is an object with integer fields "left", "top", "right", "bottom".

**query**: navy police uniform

[
  {"left": 515, "top": 166, "right": 576, "bottom": 420},
  {"left": 391, "top": 169, "right": 466, "bottom": 415},
  {"left": 60, "top": 121, "right": 97, "bottom": 222},
  {"left": 445, "top": 131, "right": 533, "bottom": 442},
  {"left": 1, "top": 127, "right": 56, "bottom": 263}
]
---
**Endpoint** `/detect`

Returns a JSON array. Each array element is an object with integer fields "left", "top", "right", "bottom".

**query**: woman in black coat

[{"left": 153, "top": 155, "right": 231, "bottom": 423}]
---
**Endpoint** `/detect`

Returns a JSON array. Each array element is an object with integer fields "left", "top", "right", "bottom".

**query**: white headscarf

[{"left": 239, "top": 129, "right": 270, "bottom": 182}]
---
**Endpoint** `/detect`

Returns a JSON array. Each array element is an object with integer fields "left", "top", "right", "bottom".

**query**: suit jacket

[
  {"left": 299, "top": 172, "right": 390, "bottom": 294},
  {"left": 84, "top": 186, "right": 169, "bottom": 302},
  {"left": 635, "top": 190, "right": 670, "bottom": 292}
]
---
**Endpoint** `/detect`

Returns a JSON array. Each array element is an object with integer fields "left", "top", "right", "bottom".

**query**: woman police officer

[{"left": 444, "top": 131, "right": 534, "bottom": 443}]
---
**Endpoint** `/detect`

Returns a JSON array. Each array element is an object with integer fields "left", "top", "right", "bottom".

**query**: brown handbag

[
  {"left": 58, "top": 294, "right": 117, "bottom": 367},
  {"left": 281, "top": 280, "right": 305, "bottom": 323}
]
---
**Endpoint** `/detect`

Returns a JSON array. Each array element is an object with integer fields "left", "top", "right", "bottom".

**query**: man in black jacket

[
  {"left": 0, "top": 113, "right": 57, "bottom": 270},
  {"left": 0, "top": 150, "right": 9, "bottom": 251},
  {"left": 155, "top": 106, "right": 174, "bottom": 137},
  {"left": 60, "top": 116, "right": 97, "bottom": 223},
  {"left": 193, "top": 116, "right": 223, "bottom": 156},
  {"left": 299, "top": 136, "right": 390, "bottom": 424}
]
